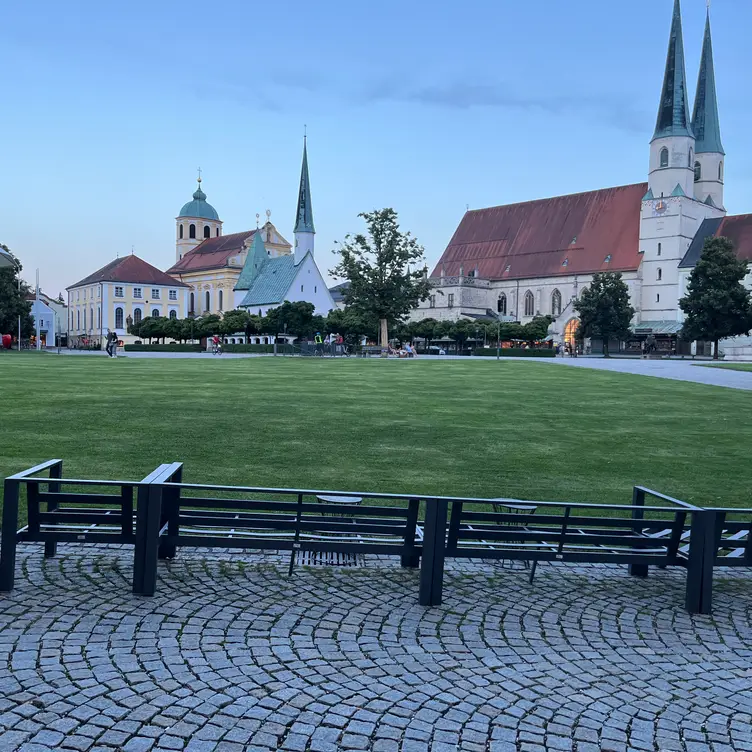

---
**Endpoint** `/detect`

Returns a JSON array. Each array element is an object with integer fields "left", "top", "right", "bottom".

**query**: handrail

[
  {"left": 634, "top": 486, "right": 699, "bottom": 510},
  {"left": 8, "top": 459, "right": 63, "bottom": 480}
]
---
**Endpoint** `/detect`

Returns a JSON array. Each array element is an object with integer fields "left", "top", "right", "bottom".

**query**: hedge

[
  {"left": 123, "top": 343, "right": 297, "bottom": 354},
  {"left": 124, "top": 343, "right": 202, "bottom": 352},
  {"left": 472, "top": 348, "right": 555, "bottom": 358}
]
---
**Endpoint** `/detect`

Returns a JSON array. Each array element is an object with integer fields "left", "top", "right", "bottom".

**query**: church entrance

[{"left": 564, "top": 318, "right": 580, "bottom": 348}]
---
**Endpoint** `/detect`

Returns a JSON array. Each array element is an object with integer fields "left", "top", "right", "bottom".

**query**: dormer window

[
  {"left": 604, "top": 254, "right": 612, "bottom": 263},
  {"left": 504, "top": 264, "right": 511, "bottom": 273},
  {"left": 562, "top": 258, "right": 569, "bottom": 267}
]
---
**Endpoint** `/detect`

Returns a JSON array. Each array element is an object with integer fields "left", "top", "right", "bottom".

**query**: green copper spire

[
  {"left": 692, "top": 11, "right": 724, "bottom": 154},
  {"left": 652, "top": 0, "right": 694, "bottom": 141},
  {"left": 294, "top": 138, "right": 315, "bottom": 234},
  {"left": 234, "top": 231, "right": 268, "bottom": 291}
]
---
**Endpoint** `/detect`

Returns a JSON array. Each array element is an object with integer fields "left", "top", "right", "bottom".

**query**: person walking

[{"left": 105, "top": 330, "right": 113, "bottom": 357}]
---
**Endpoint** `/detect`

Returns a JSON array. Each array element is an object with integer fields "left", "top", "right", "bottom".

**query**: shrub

[
  {"left": 123, "top": 343, "right": 202, "bottom": 352},
  {"left": 472, "top": 348, "right": 555, "bottom": 358}
]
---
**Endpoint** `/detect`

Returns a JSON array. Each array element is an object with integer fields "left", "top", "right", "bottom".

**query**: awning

[{"left": 632, "top": 320, "right": 683, "bottom": 335}]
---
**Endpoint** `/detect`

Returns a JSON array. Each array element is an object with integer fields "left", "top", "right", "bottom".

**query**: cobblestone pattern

[{"left": 1, "top": 544, "right": 751, "bottom": 751}]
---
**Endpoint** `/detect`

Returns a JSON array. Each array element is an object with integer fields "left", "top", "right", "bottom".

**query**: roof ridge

[{"left": 465, "top": 183, "right": 648, "bottom": 214}]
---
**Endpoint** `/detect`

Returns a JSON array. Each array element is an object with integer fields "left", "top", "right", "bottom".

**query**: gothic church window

[
  {"left": 524, "top": 290, "right": 534, "bottom": 317},
  {"left": 204, "top": 225, "right": 211, "bottom": 239},
  {"left": 659, "top": 148, "right": 669, "bottom": 168},
  {"left": 689, "top": 149, "right": 693, "bottom": 167},
  {"left": 497, "top": 293, "right": 507, "bottom": 315},
  {"left": 551, "top": 289, "right": 562, "bottom": 316},
  {"left": 189, "top": 224, "right": 196, "bottom": 239},
  {"left": 694, "top": 162, "right": 702, "bottom": 182}
]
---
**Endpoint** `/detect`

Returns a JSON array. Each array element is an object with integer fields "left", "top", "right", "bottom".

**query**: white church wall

[{"left": 285, "top": 254, "right": 335, "bottom": 314}]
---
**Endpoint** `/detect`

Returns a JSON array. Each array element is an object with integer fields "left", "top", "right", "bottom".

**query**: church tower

[
  {"left": 691, "top": 10, "right": 725, "bottom": 209},
  {"left": 639, "top": 0, "right": 724, "bottom": 324},
  {"left": 175, "top": 177, "right": 223, "bottom": 263},
  {"left": 293, "top": 138, "right": 315, "bottom": 265}
]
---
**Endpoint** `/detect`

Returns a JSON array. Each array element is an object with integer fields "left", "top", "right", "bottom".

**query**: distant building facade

[{"left": 413, "top": 0, "right": 752, "bottom": 356}]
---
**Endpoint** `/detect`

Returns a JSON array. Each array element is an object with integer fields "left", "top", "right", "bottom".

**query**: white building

[
  {"left": 413, "top": 0, "right": 751, "bottom": 356},
  {"left": 27, "top": 291, "right": 68, "bottom": 346}
]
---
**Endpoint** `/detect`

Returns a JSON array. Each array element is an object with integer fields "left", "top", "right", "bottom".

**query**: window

[
  {"left": 114, "top": 286, "right": 124, "bottom": 298},
  {"left": 97, "top": 287, "right": 100, "bottom": 298},
  {"left": 562, "top": 258, "right": 569, "bottom": 267},
  {"left": 657, "top": 268, "right": 662, "bottom": 281},
  {"left": 301, "top": 285, "right": 304, "bottom": 293},
  {"left": 429, "top": 295, "right": 436, "bottom": 309},
  {"left": 169, "top": 290, "right": 177, "bottom": 301},
  {"left": 719, "top": 162, "right": 723, "bottom": 181},
  {"left": 83, "top": 309, "right": 86, "bottom": 331},
  {"left": 524, "top": 290, "right": 534, "bottom": 317},
  {"left": 205, "top": 291, "right": 210, "bottom": 311},
  {"left": 657, "top": 243, "right": 662, "bottom": 256},
  {"left": 656, "top": 294, "right": 660, "bottom": 303},
  {"left": 204, "top": 225, "right": 211, "bottom": 239},
  {"left": 314, "top": 286, "right": 317, "bottom": 293},
  {"left": 694, "top": 161, "right": 702, "bottom": 182},
  {"left": 448, "top": 294, "right": 455, "bottom": 308},
  {"left": 133, "top": 308, "right": 142, "bottom": 325},
  {"left": 689, "top": 149, "right": 693, "bottom": 167},
  {"left": 76, "top": 310, "right": 80, "bottom": 329},
  {"left": 152, "top": 309, "right": 160, "bottom": 318},
  {"left": 190, "top": 293, "right": 195, "bottom": 313},
  {"left": 216, "top": 227, "right": 220, "bottom": 237},
  {"left": 151, "top": 289, "right": 160, "bottom": 299},
  {"left": 97, "top": 308, "right": 100, "bottom": 328},
  {"left": 218, "top": 290, "right": 223, "bottom": 311},
  {"left": 497, "top": 293, "right": 507, "bottom": 315},
  {"left": 659, "top": 148, "right": 669, "bottom": 168},
  {"left": 189, "top": 224, "right": 196, "bottom": 239},
  {"left": 551, "top": 289, "right": 562, "bottom": 316},
  {"left": 133, "top": 287, "right": 142, "bottom": 299},
  {"left": 179, "top": 225, "right": 184, "bottom": 239},
  {"left": 115, "top": 307, "right": 124, "bottom": 329},
  {"left": 169, "top": 310, "right": 177, "bottom": 320},
  {"left": 90, "top": 307, "right": 93, "bottom": 330},
  {"left": 604, "top": 254, "right": 612, "bottom": 263}
]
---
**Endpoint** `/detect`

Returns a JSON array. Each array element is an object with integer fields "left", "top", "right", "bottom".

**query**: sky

[{"left": 2, "top": 0, "right": 752, "bottom": 296}]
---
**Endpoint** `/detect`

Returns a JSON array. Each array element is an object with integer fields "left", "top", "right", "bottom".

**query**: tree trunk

[
  {"left": 713, "top": 339, "right": 720, "bottom": 360},
  {"left": 603, "top": 340, "right": 610, "bottom": 358},
  {"left": 379, "top": 318, "right": 388, "bottom": 349}
]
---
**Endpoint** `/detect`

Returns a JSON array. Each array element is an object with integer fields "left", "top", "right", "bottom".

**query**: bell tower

[{"left": 175, "top": 173, "right": 223, "bottom": 263}]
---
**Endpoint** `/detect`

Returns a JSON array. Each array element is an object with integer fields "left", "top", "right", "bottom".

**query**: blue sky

[{"left": 3, "top": 0, "right": 751, "bottom": 295}]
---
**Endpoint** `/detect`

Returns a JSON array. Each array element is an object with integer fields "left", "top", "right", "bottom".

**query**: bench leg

[
  {"left": 685, "top": 511, "right": 714, "bottom": 615},
  {"left": 0, "top": 480, "right": 20, "bottom": 592},
  {"left": 629, "top": 563, "right": 649, "bottom": 578},
  {"left": 419, "top": 500, "right": 447, "bottom": 607},
  {"left": 528, "top": 560, "right": 538, "bottom": 585}
]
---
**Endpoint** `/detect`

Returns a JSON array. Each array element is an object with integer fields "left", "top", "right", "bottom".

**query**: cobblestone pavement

[{"left": 1, "top": 546, "right": 751, "bottom": 752}]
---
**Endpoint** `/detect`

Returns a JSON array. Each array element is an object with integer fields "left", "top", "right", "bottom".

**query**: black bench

[
  {"left": 417, "top": 486, "right": 716, "bottom": 614},
  {"left": 706, "top": 508, "right": 752, "bottom": 567}
]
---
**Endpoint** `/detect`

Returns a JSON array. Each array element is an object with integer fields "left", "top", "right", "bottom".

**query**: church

[
  {"left": 413, "top": 0, "right": 752, "bottom": 357},
  {"left": 166, "top": 140, "right": 334, "bottom": 320}
]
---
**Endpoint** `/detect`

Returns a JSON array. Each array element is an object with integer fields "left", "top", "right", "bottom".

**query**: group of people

[
  {"left": 389, "top": 342, "right": 417, "bottom": 358},
  {"left": 105, "top": 330, "right": 119, "bottom": 358}
]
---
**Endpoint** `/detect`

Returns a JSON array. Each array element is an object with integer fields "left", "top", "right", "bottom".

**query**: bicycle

[{"left": 212, "top": 344, "right": 223, "bottom": 355}]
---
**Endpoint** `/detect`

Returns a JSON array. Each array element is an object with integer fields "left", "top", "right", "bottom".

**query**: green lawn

[
  {"left": 1, "top": 354, "right": 751, "bottom": 517},
  {"left": 700, "top": 362, "right": 752, "bottom": 372}
]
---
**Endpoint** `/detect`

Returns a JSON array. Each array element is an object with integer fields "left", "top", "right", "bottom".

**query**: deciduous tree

[
  {"left": 574, "top": 272, "right": 635, "bottom": 357},
  {"left": 0, "top": 245, "right": 34, "bottom": 338}
]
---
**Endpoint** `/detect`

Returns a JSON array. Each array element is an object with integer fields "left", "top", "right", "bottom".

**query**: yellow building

[
  {"left": 166, "top": 183, "right": 292, "bottom": 315},
  {"left": 67, "top": 254, "right": 190, "bottom": 348}
]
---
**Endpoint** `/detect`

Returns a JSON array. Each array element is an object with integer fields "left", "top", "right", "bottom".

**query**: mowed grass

[
  {"left": 1, "top": 354, "right": 751, "bottom": 518},
  {"left": 700, "top": 363, "right": 752, "bottom": 373}
]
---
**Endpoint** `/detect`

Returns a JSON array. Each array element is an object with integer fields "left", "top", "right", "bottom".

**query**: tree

[
  {"left": 264, "top": 301, "right": 315, "bottom": 339},
  {"left": 522, "top": 315, "right": 554, "bottom": 343},
  {"left": 333, "top": 209, "right": 431, "bottom": 347},
  {"left": 0, "top": 245, "right": 34, "bottom": 338},
  {"left": 574, "top": 272, "right": 635, "bottom": 357},
  {"left": 221, "top": 309, "right": 251, "bottom": 339},
  {"left": 680, "top": 236, "right": 752, "bottom": 359},
  {"left": 196, "top": 314, "right": 222, "bottom": 339}
]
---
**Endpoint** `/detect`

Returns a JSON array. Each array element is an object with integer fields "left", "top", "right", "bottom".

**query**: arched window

[
  {"left": 551, "top": 289, "right": 562, "bottom": 316},
  {"left": 133, "top": 308, "right": 142, "bottom": 325},
  {"left": 218, "top": 290, "right": 223, "bottom": 311},
  {"left": 524, "top": 290, "right": 535, "bottom": 317},
  {"left": 179, "top": 224, "right": 184, "bottom": 239},
  {"left": 97, "top": 308, "right": 101, "bottom": 329},
  {"left": 657, "top": 268, "right": 662, "bottom": 281},
  {"left": 205, "top": 291, "right": 210, "bottom": 312},
  {"left": 83, "top": 309, "right": 87, "bottom": 331},
  {"left": 169, "top": 310, "right": 177, "bottom": 320},
  {"left": 204, "top": 225, "right": 211, "bottom": 239},
  {"left": 694, "top": 161, "right": 702, "bottom": 182},
  {"left": 76, "top": 310, "right": 80, "bottom": 330},
  {"left": 90, "top": 307, "right": 93, "bottom": 330},
  {"left": 719, "top": 161, "right": 723, "bottom": 181},
  {"left": 659, "top": 148, "right": 669, "bottom": 168},
  {"left": 115, "top": 307, "right": 124, "bottom": 329},
  {"left": 152, "top": 309, "right": 160, "bottom": 318},
  {"left": 497, "top": 293, "right": 507, "bottom": 315},
  {"left": 190, "top": 292, "right": 195, "bottom": 314},
  {"left": 216, "top": 227, "right": 220, "bottom": 237},
  {"left": 189, "top": 224, "right": 196, "bottom": 239}
]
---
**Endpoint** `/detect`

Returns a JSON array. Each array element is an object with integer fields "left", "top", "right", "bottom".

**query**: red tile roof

[
  {"left": 432, "top": 183, "right": 648, "bottom": 281},
  {"left": 68, "top": 255, "right": 189, "bottom": 289},
  {"left": 166, "top": 231, "right": 256, "bottom": 274}
]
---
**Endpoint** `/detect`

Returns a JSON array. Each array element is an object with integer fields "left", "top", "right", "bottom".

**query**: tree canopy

[
  {"left": 333, "top": 209, "right": 430, "bottom": 346},
  {"left": 0, "top": 244, "right": 34, "bottom": 338},
  {"left": 679, "top": 236, "right": 752, "bottom": 358},
  {"left": 573, "top": 272, "right": 634, "bottom": 357}
]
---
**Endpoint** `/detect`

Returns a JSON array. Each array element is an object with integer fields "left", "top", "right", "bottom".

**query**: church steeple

[
  {"left": 293, "top": 136, "right": 315, "bottom": 264},
  {"left": 652, "top": 0, "right": 693, "bottom": 142},
  {"left": 692, "top": 11, "right": 724, "bottom": 155}
]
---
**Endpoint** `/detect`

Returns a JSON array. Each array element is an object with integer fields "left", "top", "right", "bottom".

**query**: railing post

[
  {"left": 685, "top": 510, "right": 714, "bottom": 615},
  {"left": 401, "top": 498, "right": 420, "bottom": 568},
  {"left": 45, "top": 461, "right": 63, "bottom": 558},
  {"left": 140, "top": 483, "right": 164, "bottom": 597},
  {"left": 158, "top": 467, "right": 182, "bottom": 561},
  {"left": 419, "top": 499, "right": 448, "bottom": 607},
  {"left": 0, "top": 479, "right": 21, "bottom": 592},
  {"left": 629, "top": 487, "right": 648, "bottom": 578}
]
